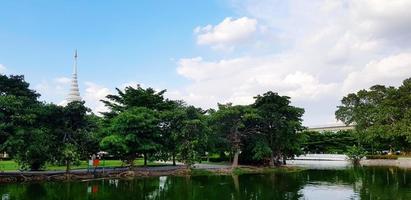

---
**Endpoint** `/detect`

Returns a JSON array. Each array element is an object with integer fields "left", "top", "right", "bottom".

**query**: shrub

[
  {"left": 346, "top": 145, "right": 366, "bottom": 165},
  {"left": 366, "top": 155, "right": 398, "bottom": 160}
]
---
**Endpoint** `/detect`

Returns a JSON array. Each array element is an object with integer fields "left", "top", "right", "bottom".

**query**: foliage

[
  {"left": 302, "top": 130, "right": 356, "bottom": 154},
  {"left": 252, "top": 91, "right": 305, "bottom": 166},
  {"left": 336, "top": 78, "right": 411, "bottom": 151},
  {"left": 2, "top": 73, "right": 313, "bottom": 169},
  {"left": 208, "top": 103, "right": 258, "bottom": 166},
  {"left": 157, "top": 101, "right": 187, "bottom": 165},
  {"left": 346, "top": 145, "right": 366, "bottom": 164},
  {"left": 176, "top": 106, "right": 210, "bottom": 167},
  {"left": 101, "top": 85, "right": 173, "bottom": 118},
  {"left": 102, "top": 107, "right": 161, "bottom": 166}
]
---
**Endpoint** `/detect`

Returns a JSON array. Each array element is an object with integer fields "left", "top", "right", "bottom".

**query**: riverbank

[
  {"left": 3, "top": 158, "right": 411, "bottom": 184},
  {"left": 0, "top": 159, "right": 161, "bottom": 172},
  {"left": 0, "top": 164, "right": 304, "bottom": 184}
]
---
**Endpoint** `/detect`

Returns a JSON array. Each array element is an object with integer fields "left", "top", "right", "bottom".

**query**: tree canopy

[{"left": 336, "top": 78, "right": 411, "bottom": 151}]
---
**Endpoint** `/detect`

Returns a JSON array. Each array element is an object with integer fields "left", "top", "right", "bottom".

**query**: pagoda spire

[{"left": 67, "top": 49, "right": 82, "bottom": 103}]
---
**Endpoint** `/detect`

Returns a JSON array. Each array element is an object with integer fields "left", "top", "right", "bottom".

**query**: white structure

[
  {"left": 308, "top": 123, "right": 354, "bottom": 133},
  {"left": 66, "top": 50, "right": 82, "bottom": 103}
]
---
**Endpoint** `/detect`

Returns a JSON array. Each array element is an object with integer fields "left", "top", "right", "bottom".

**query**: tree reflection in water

[{"left": 0, "top": 166, "right": 410, "bottom": 200}]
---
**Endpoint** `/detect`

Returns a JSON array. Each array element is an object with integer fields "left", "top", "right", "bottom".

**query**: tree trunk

[
  {"left": 65, "top": 160, "right": 71, "bottom": 180},
  {"left": 269, "top": 152, "right": 275, "bottom": 167},
  {"left": 282, "top": 156, "right": 287, "bottom": 165},
  {"left": 172, "top": 152, "right": 176, "bottom": 166},
  {"left": 129, "top": 157, "right": 135, "bottom": 170},
  {"left": 144, "top": 153, "right": 148, "bottom": 167},
  {"left": 232, "top": 149, "right": 240, "bottom": 168}
]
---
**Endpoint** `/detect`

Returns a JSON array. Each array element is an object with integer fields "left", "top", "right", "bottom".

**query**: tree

[
  {"left": 0, "top": 75, "right": 40, "bottom": 156},
  {"left": 176, "top": 106, "right": 209, "bottom": 167},
  {"left": 101, "top": 107, "right": 161, "bottom": 167},
  {"left": 0, "top": 74, "right": 53, "bottom": 170},
  {"left": 101, "top": 85, "right": 172, "bottom": 118},
  {"left": 336, "top": 78, "right": 411, "bottom": 152},
  {"left": 56, "top": 101, "right": 94, "bottom": 173},
  {"left": 16, "top": 103, "right": 65, "bottom": 170},
  {"left": 209, "top": 103, "right": 258, "bottom": 167},
  {"left": 252, "top": 91, "right": 305, "bottom": 166},
  {"left": 302, "top": 130, "right": 356, "bottom": 154},
  {"left": 346, "top": 145, "right": 366, "bottom": 165},
  {"left": 158, "top": 101, "right": 187, "bottom": 165}
]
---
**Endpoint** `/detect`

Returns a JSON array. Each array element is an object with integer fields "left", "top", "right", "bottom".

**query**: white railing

[{"left": 294, "top": 154, "right": 348, "bottom": 161}]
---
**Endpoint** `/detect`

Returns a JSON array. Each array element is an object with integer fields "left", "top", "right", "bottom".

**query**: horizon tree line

[{"left": 1, "top": 73, "right": 411, "bottom": 171}]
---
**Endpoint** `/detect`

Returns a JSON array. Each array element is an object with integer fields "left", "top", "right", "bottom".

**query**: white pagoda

[{"left": 66, "top": 50, "right": 82, "bottom": 103}]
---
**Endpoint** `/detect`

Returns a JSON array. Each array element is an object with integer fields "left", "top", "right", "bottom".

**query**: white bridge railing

[{"left": 294, "top": 154, "right": 348, "bottom": 161}]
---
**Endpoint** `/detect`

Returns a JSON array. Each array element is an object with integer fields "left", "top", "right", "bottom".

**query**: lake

[{"left": 1, "top": 166, "right": 410, "bottom": 200}]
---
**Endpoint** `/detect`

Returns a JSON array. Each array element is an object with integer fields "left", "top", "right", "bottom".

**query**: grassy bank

[
  {"left": 191, "top": 166, "right": 304, "bottom": 176},
  {"left": 0, "top": 159, "right": 165, "bottom": 172}
]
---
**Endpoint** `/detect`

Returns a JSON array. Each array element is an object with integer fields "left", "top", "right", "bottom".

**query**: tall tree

[
  {"left": 54, "top": 101, "right": 95, "bottom": 173},
  {"left": 0, "top": 74, "right": 50, "bottom": 170},
  {"left": 101, "top": 107, "right": 161, "bottom": 167},
  {"left": 252, "top": 91, "right": 305, "bottom": 166},
  {"left": 101, "top": 85, "right": 172, "bottom": 118},
  {"left": 209, "top": 104, "right": 258, "bottom": 167},
  {"left": 336, "top": 78, "right": 411, "bottom": 151},
  {"left": 158, "top": 101, "right": 187, "bottom": 165},
  {"left": 176, "top": 106, "right": 209, "bottom": 167}
]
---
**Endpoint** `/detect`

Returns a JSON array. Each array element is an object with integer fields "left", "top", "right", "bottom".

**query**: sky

[{"left": 1, "top": 0, "right": 411, "bottom": 126}]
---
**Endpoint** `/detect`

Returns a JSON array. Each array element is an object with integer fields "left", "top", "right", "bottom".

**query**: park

[
  {"left": 1, "top": 72, "right": 411, "bottom": 199},
  {"left": 2, "top": 1, "right": 411, "bottom": 199}
]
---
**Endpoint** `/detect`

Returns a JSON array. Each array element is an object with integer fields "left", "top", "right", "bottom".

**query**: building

[
  {"left": 66, "top": 50, "right": 82, "bottom": 103},
  {"left": 307, "top": 123, "right": 355, "bottom": 133}
]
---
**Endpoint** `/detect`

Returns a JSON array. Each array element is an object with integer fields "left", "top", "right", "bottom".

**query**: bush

[
  {"left": 366, "top": 155, "right": 398, "bottom": 160},
  {"left": 346, "top": 145, "right": 366, "bottom": 165}
]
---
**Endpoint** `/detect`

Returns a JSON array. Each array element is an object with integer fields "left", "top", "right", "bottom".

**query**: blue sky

[
  {"left": 1, "top": 0, "right": 411, "bottom": 126},
  {"left": 0, "top": 0, "right": 231, "bottom": 88}
]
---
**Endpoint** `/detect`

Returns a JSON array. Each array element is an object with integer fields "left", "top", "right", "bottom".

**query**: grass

[
  {"left": 0, "top": 160, "right": 19, "bottom": 171},
  {"left": 190, "top": 166, "right": 304, "bottom": 176},
  {"left": 0, "top": 159, "right": 166, "bottom": 172}
]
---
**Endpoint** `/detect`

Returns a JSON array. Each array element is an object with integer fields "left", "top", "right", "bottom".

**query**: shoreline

[
  {"left": 0, "top": 165, "right": 302, "bottom": 184},
  {"left": 2, "top": 159, "right": 411, "bottom": 184}
]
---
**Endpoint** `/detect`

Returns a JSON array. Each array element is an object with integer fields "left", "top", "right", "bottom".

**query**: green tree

[
  {"left": 102, "top": 107, "right": 161, "bottom": 167},
  {"left": 209, "top": 103, "right": 258, "bottom": 167},
  {"left": 252, "top": 91, "right": 305, "bottom": 166},
  {"left": 158, "top": 101, "right": 187, "bottom": 165},
  {"left": 101, "top": 85, "right": 172, "bottom": 118},
  {"left": 176, "top": 106, "right": 209, "bottom": 167},
  {"left": 346, "top": 145, "right": 366, "bottom": 165},
  {"left": 56, "top": 101, "right": 94, "bottom": 173},
  {"left": 0, "top": 74, "right": 54, "bottom": 170},
  {"left": 336, "top": 78, "right": 411, "bottom": 152},
  {"left": 302, "top": 130, "right": 356, "bottom": 154},
  {"left": 0, "top": 75, "right": 40, "bottom": 156}
]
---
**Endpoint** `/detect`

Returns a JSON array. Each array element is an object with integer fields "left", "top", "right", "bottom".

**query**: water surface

[{"left": 1, "top": 166, "right": 410, "bottom": 200}]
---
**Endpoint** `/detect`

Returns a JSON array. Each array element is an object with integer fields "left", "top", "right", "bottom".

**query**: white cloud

[
  {"left": 0, "top": 64, "right": 6, "bottom": 73},
  {"left": 195, "top": 17, "right": 258, "bottom": 50},
  {"left": 343, "top": 52, "right": 411, "bottom": 93},
  {"left": 175, "top": 56, "right": 338, "bottom": 109},
  {"left": 35, "top": 77, "right": 71, "bottom": 104},
  {"left": 35, "top": 77, "right": 112, "bottom": 114},
  {"left": 55, "top": 77, "right": 71, "bottom": 84},
  {"left": 83, "top": 82, "right": 111, "bottom": 114},
  {"left": 174, "top": 0, "right": 411, "bottom": 126}
]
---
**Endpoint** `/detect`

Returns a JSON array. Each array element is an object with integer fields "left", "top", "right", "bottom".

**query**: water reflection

[{"left": 0, "top": 166, "right": 410, "bottom": 200}]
